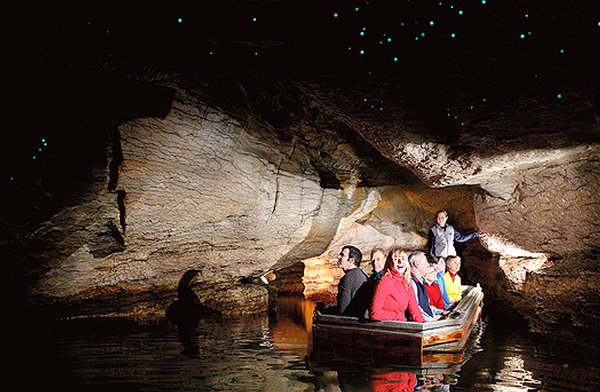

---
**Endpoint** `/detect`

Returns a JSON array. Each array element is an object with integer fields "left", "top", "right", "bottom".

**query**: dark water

[{"left": 12, "top": 297, "right": 600, "bottom": 391}]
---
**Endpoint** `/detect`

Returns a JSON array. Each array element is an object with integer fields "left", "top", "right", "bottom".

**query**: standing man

[
  {"left": 336, "top": 245, "right": 370, "bottom": 318},
  {"left": 428, "top": 210, "right": 484, "bottom": 260}
]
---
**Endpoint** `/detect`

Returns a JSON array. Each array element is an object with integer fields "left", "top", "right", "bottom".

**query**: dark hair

[
  {"left": 426, "top": 254, "right": 439, "bottom": 266},
  {"left": 342, "top": 245, "right": 363, "bottom": 267}
]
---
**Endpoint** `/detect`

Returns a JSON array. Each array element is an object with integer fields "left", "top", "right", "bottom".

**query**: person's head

[
  {"left": 382, "top": 247, "right": 411, "bottom": 286},
  {"left": 446, "top": 255, "right": 461, "bottom": 274},
  {"left": 370, "top": 247, "right": 386, "bottom": 274},
  {"left": 436, "top": 210, "right": 448, "bottom": 227},
  {"left": 434, "top": 256, "right": 446, "bottom": 273},
  {"left": 424, "top": 264, "right": 437, "bottom": 284},
  {"left": 337, "top": 245, "right": 362, "bottom": 271},
  {"left": 408, "top": 251, "right": 429, "bottom": 278}
]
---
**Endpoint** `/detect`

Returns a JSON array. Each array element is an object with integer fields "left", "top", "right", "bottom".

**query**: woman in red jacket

[{"left": 370, "top": 247, "right": 424, "bottom": 322}]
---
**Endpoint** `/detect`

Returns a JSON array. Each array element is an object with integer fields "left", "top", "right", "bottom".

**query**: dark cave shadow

[{"left": 166, "top": 269, "right": 221, "bottom": 357}]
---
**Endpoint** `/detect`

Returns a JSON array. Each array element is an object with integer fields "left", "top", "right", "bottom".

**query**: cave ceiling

[{"left": 5, "top": 0, "right": 599, "bottom": 194}]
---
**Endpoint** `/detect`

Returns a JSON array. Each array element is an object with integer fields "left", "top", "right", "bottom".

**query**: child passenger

[
  {"left": 423, "top": 266, "right": 447, "bottom": 312},
  {"left": 433, "top": 256, "right": 452, "bottom": 309},
  {"left": 444, "top": 255, "right": 463, "bottom": 302}
]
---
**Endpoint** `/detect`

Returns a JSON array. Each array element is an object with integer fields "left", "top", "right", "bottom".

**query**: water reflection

[
  {"left": 485, "top": 354, "right": 542, "bottom": 390},
  {"left": 371, "top": 371, "right": 417, "bottom": 391},
  {"left": 22, "top": 296, "right": 600, "bottom": 391},
  {"left": 269, "top": 296, "right": 315, "bottom": 357}
]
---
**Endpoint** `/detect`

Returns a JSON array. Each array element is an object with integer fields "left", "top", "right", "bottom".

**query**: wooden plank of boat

[
  {"left": 422, "top": 285, "right": 484, "bottom": 349},
  {"left": 312, "top": 320, "right": 424, "bottom": 365},
  {"left": 424, "top": 304, "right": 483, "bottom": 353}
]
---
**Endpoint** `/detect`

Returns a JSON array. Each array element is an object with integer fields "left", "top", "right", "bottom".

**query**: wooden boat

[{"left": 310, "top": 284, "right": 484, "bottom": 369}]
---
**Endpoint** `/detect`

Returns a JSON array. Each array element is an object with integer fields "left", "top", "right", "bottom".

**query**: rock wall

[
  {"left": 25, "top": 90, "right": 380, "bottom": 316},
  {"left": 5, "top": 73, "right": 598, "bottom": 344}
]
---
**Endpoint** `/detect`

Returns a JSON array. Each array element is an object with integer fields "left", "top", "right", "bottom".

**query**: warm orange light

[{"left": 301, "top": 256, "right": 343, "bottom": 305}]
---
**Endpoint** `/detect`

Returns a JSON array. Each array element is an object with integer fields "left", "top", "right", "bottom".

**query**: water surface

[{"left": 13, "top": 297, "right": 600, "bottom": 391}]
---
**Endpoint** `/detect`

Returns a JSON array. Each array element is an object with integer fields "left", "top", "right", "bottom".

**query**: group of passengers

[{"left": 335, "top": 210, "right": 484, "bottom": 323}]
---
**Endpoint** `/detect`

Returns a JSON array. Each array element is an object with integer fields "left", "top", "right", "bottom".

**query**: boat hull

[{"left": 311, "top": 284, "right": 484, "bottom": 368}]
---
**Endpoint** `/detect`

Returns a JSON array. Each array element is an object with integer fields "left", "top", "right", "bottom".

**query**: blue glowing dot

[
  {"left": 393, "top": 56, "right": 399, "bottom": 62},
  {"left": 33, "top": 155, "right": 37, "bottom": 160},
  {"left": 597, "top": 21, "right": 600, "bottom": 27},
  {"left": 41, "top": 138, "right": 46, "bottom": 143},
  {"left": 458, "top": 10, "right": 464, "bottom": 15},
  {"left": 421, "top": 32, "right": 426, "bottom": 37},
  {"left": 559, "top": 49, "right": 565, "bottom": 54},
  {"left": 38, "top": 148, "right": 42, "bottom": 152},
  {"left": 481, "top": 0, "right": 486, "bottom": 4},
  {"left": 528, "top": 31, "right": 532, "bottom": 36},
  {"left": 9, "top": 176, "right": 14, "bottom": 181},
  {"left": 415, "top": 36, "right": 419, "bottom": 41},
  {"left": 177, "top": 17, "right": 183, "bottom": 24},
  {"left": 387, "top": 37, "right": 392, "bottom": 42},
  {"left": 520, "top": 33, "right": 526, "bottom": 39},
  {"left": 360, "top": 31, "right": 365, "bottom": 36},
  {"left": 450, "top": 33, "right": 456, "bottom": 38},
  {"left": 447, "top": 113, "right": 451, "bottom": 117},
  {"left": 461, "top": 122, "right": 464, "bottom": 126},
  {"left": 355, "top": 6, "right": 359, "bottom": 11},
  {"left": 363, "top": 98, "right": 368, "bottom": 102},
  {"left": 429, "top": 21, "right": 435, "bottom": 26},
  {"left": 252, "top": 17, "right": 257, "bottom": 22},
  {"left": 556, "top": 93, "right": 562, "bottom": 99},
  {"left": 450, "top": 5, "right": 454, "bottom": 9},
  {"left": 359, "top": 49, "right": 365, "bottom": 55},
  {"left": 333, "top": 12, "right": 339, "bottom": 18}
]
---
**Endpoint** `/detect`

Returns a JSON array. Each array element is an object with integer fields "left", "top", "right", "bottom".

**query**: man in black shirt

[{"left": 336, "top": 245, "right": 370, "bottom": 318}]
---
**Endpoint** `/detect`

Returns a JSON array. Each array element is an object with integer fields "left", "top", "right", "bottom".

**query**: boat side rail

[{"left": 314, "top": 284, "right": 483, "bottom": 332}]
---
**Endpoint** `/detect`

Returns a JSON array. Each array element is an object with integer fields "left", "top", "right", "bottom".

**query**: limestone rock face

[
  {"left": 475, "top": 156, "right": 600, "bottom": 257},
  {"left": 24, "top": 89, "right": 393, "bottom": 316}
]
